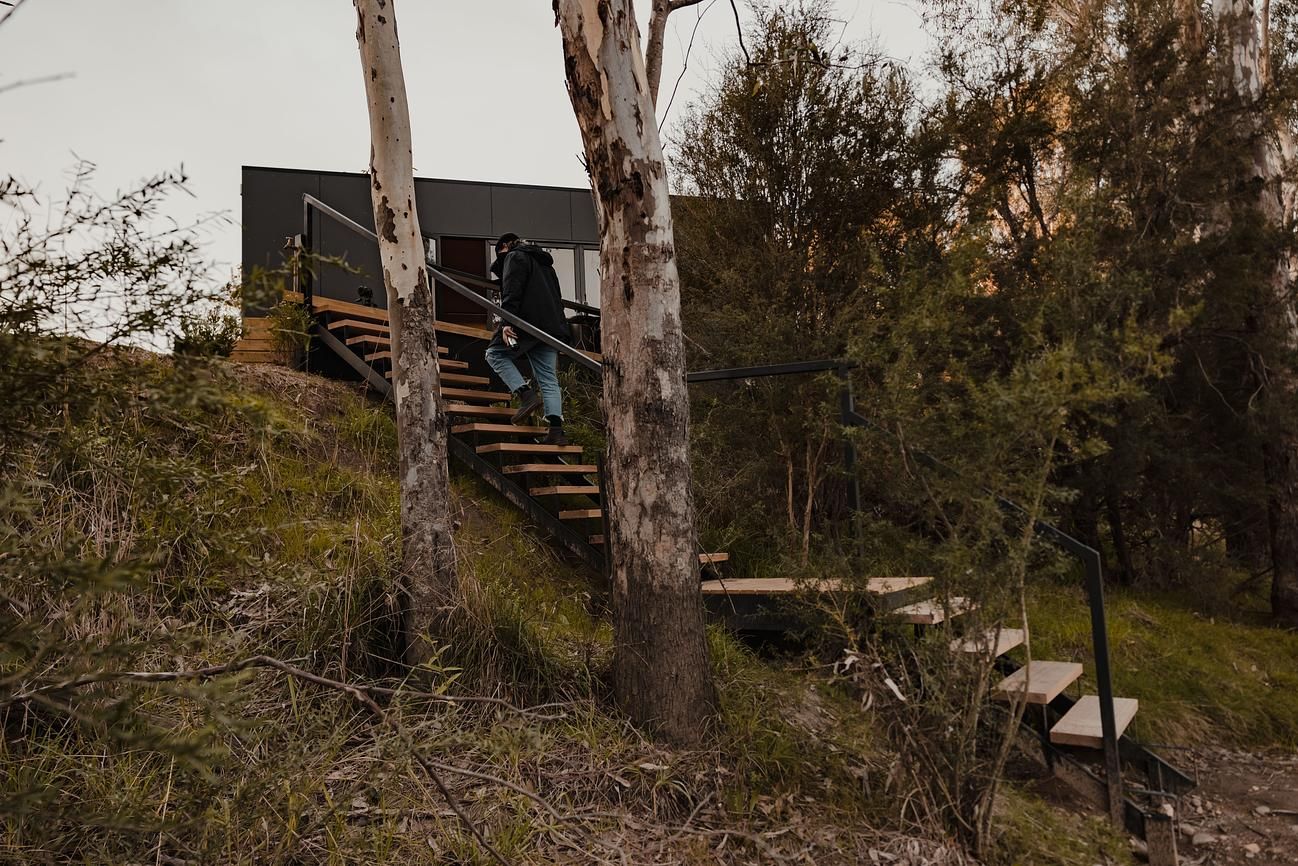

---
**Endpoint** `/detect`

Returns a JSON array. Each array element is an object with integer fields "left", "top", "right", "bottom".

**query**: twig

[
  {"left": 728, "top": 0, "right": 751, "bottom": 67},
  {"left": 0, "top": 0, "right": 26, "bottom": 28},
  {"left": 0, "top": 72, "right": 74, "bottom": 96},
  {"left": 658, "top": 0, "right": 718, "bottom": 130},
  {"left": 3, "top": 654, "right": 567, "bottom": 719}
]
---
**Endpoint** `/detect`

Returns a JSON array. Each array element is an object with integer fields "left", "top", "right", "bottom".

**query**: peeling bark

[
  {"left": 355, "top": 0, "right": 459, "bottom": 663},
  {"left": 556, "top": 0, "right": 717, "bottom": 743},
  {"left": 1214, "top": 0, "right": 1298, "bottom": 624}
]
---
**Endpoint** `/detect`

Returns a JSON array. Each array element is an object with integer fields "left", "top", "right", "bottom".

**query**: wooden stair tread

[
  {"left": 694, "top": 576, "right": 931, "bottom": 596},
  {"left": 863, "top": 577, "right": 932, "bottom": 594},
  {"left": 951, "top": 627, "right": 1027, "bottom": 657},
  {"left": 314, "top": 296, "right": 493, "bottom": 338},
  {"left": 453, "top": 423, "right": 549, "bottom": 435},
  {"left": 893, "top": 597, "right": 975, "bottom": 625},
  {"left": 441, "top": 386, "right": 511, "bottom": 402},
  {"left": 441, "top": 372, "right": 491, "bottom": 386},
  {"left": 530, "top": 485, "right": 600, "bottom": 496},
  {"left": 445, "top": 404, "right": 516, "bottom": 418},
  {"left": 699, "top": 553, "right": 730, "bottom": 564},
  {"left": 476, "top": 443, "right": 583, "bottom": 455},
  {"left": 347, "top": 334, "right": 390, "bottom": 347},
  {"left": 1050, "top": 695, "right": 1139, "bottom": 748},
  {"left": 502, "top": 463, "right": 598, "bottom": 475},
  {"left": 327, "top": 317, "right": 391, "bottom": 336},
  {"left": 699, "top": 577, "right": 838, "bottom": 595},
  {"left": 994, "top": 661, "right": 1084, "bottom": 705},
  {"left": 559, "top": 509, "right": 602, "bottom": 520},
  {"left": 367, "top": 353, "right": 467, "bottom": 369},
  {"left": 311, "top": 296, "right": 390, "bottom": 323},
  {"left": 439, "top": 358, "right": 470, "bottom": 369}
]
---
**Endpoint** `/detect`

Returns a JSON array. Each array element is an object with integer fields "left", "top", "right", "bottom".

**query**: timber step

[
  {"left": 994, "top": 661, "right": 1084, "bottom": 705},
  {"left": 699, "top": 553, "right": 730, "bottom": 565},
  {"left": 1049, "top": 695, "right": 1139, "bottom": 748},
  {"left": 366, "top": 352, "right": 468, "bottom": 371},
  {"left": 893, "top": 597, "right": 975, "bottom": 625},
  {"left": 440, "top": 372, "right": 491, "bottom": 386},
  {"left": 347, "top": 334, "right": 390, "bottom": 348},
  {"left": 560, "top": 508, "right": 602, "bottom": 520},
  {"left": 445, "top": 404, "right": 516, "bottom": 419},
  {"left": 696, "top": 576, "right": 932, "bottom": 595},
  {"left": 454, "top": 423, "right": 549, "bottom": 436},
  {"left": 386, "top": 366, "right": 485, "bottom": 379},
  {"left": 476, "top": 442, "right": 583, "bottom": 456},
  {"left": 328, "top": 318, "right": 392, "bottom": 337},
  {"left": 589, "top": 536, "right": 728, "bottom": 564},
  {"left": 951, "top": 627, "right": 1026, "bottom": 657},
  {"left": 311, "top": 295, "right": 495, "bottom": 340},
  {"left": 530, "top": 485, "right": 600, "bottom": 496},
  {"left": 441, "top": 386, "right": 511, "bottom": 403},
  {"left": 502, "top": 463, "right": 598, "bottom": 475}
]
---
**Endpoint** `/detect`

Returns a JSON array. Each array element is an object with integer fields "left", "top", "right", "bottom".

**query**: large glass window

[
  {"left": 582, "top": 248, "right": 601, "bottom": 308},
  {"left": 542, "top": 246, "right": 578, "bottom": 302}
]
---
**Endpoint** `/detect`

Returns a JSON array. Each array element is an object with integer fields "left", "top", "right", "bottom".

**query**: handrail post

[
  {"left": 1083, "top": 546, "right": 1125, "bottom": 825},
  {"left": 836, "top": 366, "right": 863, "bottom": 560},
  {"left": 836, "top": 365, "right": 862, "bottom": 516},
  {"left": 301, "top": 198, "right": 314, "bottom": 309}
]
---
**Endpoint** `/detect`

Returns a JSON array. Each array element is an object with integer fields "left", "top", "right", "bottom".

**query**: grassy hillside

[
  {"left": 0, "top": 356, "right": 929, "bottom": 864},
  {"left": 7, "top": 353, "right": 1279, "bottom": 864}
]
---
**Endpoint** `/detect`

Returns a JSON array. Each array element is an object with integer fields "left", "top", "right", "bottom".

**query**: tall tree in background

[
  {"left": 554, "top": 0, "right": 716, "bottom": 744},
  {"left": 1213, "top": 0, "right": 1298, "bottom": 624},
  {"left": 354, "top": 0, "right": 459, "bottom": 663}
]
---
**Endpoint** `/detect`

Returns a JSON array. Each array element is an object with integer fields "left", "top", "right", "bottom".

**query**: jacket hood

[{"left": 515, "top": 243, "right": 553, "bottom": 267}]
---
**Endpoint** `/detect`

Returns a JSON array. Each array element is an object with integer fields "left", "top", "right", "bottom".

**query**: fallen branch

[{"left": 2, "top": 654, "right": 567, "bottom": 719}]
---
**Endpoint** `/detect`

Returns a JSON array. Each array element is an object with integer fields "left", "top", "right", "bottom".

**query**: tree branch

[{"left": 645, "top": 0, "right": 707, "bottom": 107}]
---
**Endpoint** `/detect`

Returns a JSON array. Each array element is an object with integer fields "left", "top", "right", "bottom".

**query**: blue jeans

[{"left": 485, "top": 343, "right": 563, "bottom": 422}]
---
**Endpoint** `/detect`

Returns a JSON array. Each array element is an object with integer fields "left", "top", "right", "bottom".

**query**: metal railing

[
  {"left": 688, "top": 358, "right": 1129, "bottom": 823},
  {"left": 300, "top": 194, "right": 601, "bottom": 375}
]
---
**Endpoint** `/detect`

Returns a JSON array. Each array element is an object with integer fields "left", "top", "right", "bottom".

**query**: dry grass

[{"left": 1, "top": 355, "right": 980, "bottom": 865}]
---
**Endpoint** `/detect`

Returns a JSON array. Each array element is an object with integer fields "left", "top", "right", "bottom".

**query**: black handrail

[
  {"left": 300, "top": 194, "right": 602, "bottom": 375},
  {"left": 437, "top": 263, "right": 602, "bottom": 316}
]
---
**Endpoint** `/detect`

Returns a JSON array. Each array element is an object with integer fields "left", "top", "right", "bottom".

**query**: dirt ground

[{"left": 1169, "top": 748, "right": 1298, "bottom": 865}]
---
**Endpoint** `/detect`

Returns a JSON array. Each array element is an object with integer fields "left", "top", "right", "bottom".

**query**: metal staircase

[{"left": 291, "top": 193, "right": 1191, "bottom": 862}]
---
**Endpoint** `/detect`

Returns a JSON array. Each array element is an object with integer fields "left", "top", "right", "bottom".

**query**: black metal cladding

[{"left": 241, "top": 165, "right": 599, "bottom": 314}]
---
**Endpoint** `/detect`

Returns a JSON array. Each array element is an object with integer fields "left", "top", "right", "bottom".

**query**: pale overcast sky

[{"left": 1, "top": 1, "right": 928, "bottom": 281}]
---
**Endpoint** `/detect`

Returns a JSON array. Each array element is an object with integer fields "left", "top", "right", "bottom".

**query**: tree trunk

[
  {"left": 1105, "top": 483, "right": 1136, "bottom": 586},
  {"left": 355, "top": 0, "right": 459, "bottom": 663},
  {"left": 1215, "top": 0, "right": 1298, "bottom": 624},
  {"left": 556, "top": 0, "right": 717, "bottom": 743}
]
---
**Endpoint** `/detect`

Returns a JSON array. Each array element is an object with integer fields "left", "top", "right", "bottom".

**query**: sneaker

[
  {"left": 511, "top": 387, "right": 542, "bottom": 424},
  {"left": 543, "top": 424, "right": 569, "bottom": 447}
]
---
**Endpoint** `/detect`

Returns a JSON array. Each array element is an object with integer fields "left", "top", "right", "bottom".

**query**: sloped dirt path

[{"left": 1169, "top": 748, "right": 1298, "bottom": 864}]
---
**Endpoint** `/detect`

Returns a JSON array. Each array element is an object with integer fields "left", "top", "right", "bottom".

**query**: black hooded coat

[{"left": 488, "top": 244, "right": 571, "bottom": 357}]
